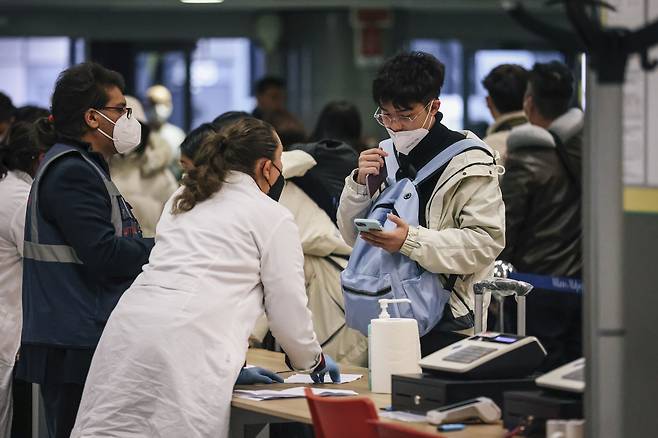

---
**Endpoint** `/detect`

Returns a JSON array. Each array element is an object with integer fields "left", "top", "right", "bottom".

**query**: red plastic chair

[
  {"left": 304, "top": 387, "right": 379, "bottom": 438},
  {"left": 368, "top": 419, "right": 446, "bottom": 438}
]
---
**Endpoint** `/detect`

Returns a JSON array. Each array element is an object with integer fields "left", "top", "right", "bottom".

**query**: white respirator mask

[
  {"left": 385, "top": 103, "right": 434, "bottom": 155},
  {"left": 94, "top": 110, "right": 142, "bottom": 155}
]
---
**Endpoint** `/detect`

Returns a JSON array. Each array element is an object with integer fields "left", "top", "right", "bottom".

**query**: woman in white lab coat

[
  {"left": 71, "top": 117, "right": 340, "bottom": 438},
  {"left": 0, "top": 122, "right": 48, "bottom": 437}
]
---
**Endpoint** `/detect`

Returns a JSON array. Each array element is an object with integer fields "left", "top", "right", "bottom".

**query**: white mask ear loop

[
  {"left": 420, "top": 100, "right": 435, "bottom": 130},
  {"left": 92, "top": 109, "right": 117, "bottom": 141}
]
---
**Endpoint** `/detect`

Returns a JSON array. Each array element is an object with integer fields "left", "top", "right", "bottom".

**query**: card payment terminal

[
  {"left": 419, "top": 332, "right": 546, "bottom": 379},
  {"left": 535, "top": 358, "right": 585, "bottom": 393}
]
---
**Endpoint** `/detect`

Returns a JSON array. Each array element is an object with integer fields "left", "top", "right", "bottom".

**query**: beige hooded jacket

[{"left": 336, "top": 132, "right": 506, "bottom": 335}]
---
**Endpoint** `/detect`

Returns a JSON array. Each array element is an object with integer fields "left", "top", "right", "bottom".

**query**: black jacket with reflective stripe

[{"left": 22, "top": 142, "right": 154, "bottom": 348}]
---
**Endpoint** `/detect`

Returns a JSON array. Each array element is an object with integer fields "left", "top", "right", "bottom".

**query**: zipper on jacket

[{"left": 343, "top": 285, "right": 392, "bottom": 297}]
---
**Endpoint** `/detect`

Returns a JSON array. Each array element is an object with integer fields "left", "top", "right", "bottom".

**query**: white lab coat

[
  {"left": 71, "top": 171, "right": 322, "bottom": 438},
  {"left": 0, "top": 170, "right": 31, "bottom": 438}
]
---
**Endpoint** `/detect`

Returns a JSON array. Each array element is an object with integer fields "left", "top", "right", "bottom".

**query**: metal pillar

[{"left": 583, "top": 76, "right": 624, "bottom": 438}]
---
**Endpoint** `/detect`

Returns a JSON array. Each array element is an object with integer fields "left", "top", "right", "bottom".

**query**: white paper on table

[
  {"left": 379, "top": 410, "right": 428, "bottom": 423},
  {"left": 233, "top": 386, "right": 358, "bottom": 401},
  {"left": 283, "top": 373, "right": 362, "bottom": 384}
]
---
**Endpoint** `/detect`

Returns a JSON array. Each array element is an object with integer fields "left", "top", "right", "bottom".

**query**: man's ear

[
  {"left": 431, "top": 99, "right": 441, "bottom": 115},
  {"left": 84, "top": 109, "right": 100, "bottom": 130}
]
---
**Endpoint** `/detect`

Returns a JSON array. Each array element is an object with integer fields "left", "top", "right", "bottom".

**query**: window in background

[
  {"left": 410, "top": 39, "right": 464, "bottom": 130},
  {"left": 0, "top": 37, "right": 70, "bottom": 108},
  {"left": 469, "top": 50, "right": 564, "bottom": 127},
  {"left": 190, "top": 38, "right": 254, "bottom": 128}
]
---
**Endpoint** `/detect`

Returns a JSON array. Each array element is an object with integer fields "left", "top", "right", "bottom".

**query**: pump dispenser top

[{"left": 378, "top": 298, "right": 411, "bottom": 319}]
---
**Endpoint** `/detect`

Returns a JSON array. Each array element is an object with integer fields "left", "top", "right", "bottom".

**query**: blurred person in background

[
  {"left": 0, "top": 92, "right": 16, "bottom": 145},
  {"left": 17, "top": 62, "right": 154, "bottom": 438},
  {"left": 0, "top": 122, "right": 50, "bottom": 438},
  {"left": 267, "top": 109, "right": 358, "bottom": 224},
  {"left": 252, "top": 76, "right": 286, "bottom": 120},
  {"left": 145, "top": 84, "right": 185, "bottom": 177},
  {"left": 14, "top": 105, "right": 50, "bottom": 124},
  {"left": 110, "top": 96, "right": 178, "bottom": 237},
  {"left": 500, "top": 61, "right": 584, "bottom": 370},
  {"left": 262, "top": 109, "right": 307, "bottom": 146},
  {"left": 312, "top": 100, "right": 366, "bottom": 154},
  {"left": 482, "top": 64, "right": 529, "bottom": 163}
]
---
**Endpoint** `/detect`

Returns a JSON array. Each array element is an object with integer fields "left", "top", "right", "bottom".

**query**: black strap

[{"left": 548, "top": 130, "right": 580, "bottom": 192}]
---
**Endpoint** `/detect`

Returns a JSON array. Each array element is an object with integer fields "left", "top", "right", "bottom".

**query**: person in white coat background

[
  {"left": 0, "top": 121, "right": 49, "bottom": 437},
  {"left": 71, "top": 117, "right": 340, "bottom": 438}
]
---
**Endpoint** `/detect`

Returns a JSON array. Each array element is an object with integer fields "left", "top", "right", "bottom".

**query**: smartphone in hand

[
  {"left": 354, "top": 218, "right": 384, "bottom": 233},
  {"left": 366, "top": 162, "right": 388, "bottom": 198}
]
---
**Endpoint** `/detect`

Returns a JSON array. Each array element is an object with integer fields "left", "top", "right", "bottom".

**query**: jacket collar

[
  {"left": 58, "top": 138, "right": 111, "bottom": 174},
  {"left": 507, "top": 108, "right": 584, "bottom": 151},
  {"left": 281, "top": 150, "right": 317, "bottom": 179},
  {"left": 486, "top": 110, "right": 527, "bottom": 136},
  {"left": 12, "top": 169, "right": 33, "bottom": 185}
]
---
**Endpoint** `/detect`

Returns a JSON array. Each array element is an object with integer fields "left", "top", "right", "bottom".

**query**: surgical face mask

[
  {"left": 94, "top": 110, "right": 142, "bottom": 154},
  {"left": 148, "top": 103, "right": 172, "bottom": 124},
  {"left": 385, "top": 104, "right": 434, "bottom": 155},
  {"left": 266, "top": 162, "right": 285, "bottom": 202}
]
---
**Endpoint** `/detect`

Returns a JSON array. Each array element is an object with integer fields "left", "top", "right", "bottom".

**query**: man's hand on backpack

[{"left": 360, "top": 213, "right": 409, "bottom": 253}]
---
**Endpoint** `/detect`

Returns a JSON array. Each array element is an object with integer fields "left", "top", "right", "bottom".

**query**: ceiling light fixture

[{"left": 180, "top": 0, "right": 224, "bottom": 4}]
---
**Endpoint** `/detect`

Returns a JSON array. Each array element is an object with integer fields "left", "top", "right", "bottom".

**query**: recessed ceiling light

[{"left": 180, "top": 0, "right": 224, "bottom": 4}]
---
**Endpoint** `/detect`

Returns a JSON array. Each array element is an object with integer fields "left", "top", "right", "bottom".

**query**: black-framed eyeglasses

[{"left": 97, "top": 106, "right": 133, "bottom": 119}]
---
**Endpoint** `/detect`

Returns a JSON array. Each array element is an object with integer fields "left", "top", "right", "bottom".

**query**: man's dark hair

[
  {"left": 254, "top": 76, "right": 285, "bottom": 96},
  {"left": 34, "top": 62, "right": 125, "bottom": 147},
  {"left": 312, "top": 100, "right": 362, "bottom": 144},
  {"left": 372, "top": 51, "right": 445, "bottom": 109},
  {"left": 0, "top": 92, "right": 16, "bottom": 122},
  {"left": 14, "top": 105, "right": 50, "bottom": 124},
  {"left": 482, "top": 64, "right": 529, "bottom": 114},
  {"left": 527, "top": 61, "right": 574, "bottom": 120},
  {"left": 263, "top": 109, "right": 307, "bottom": 149}
]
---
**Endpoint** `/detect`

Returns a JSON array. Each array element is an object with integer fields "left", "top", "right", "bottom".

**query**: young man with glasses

[{"left": 337, "top": 51, "right": 505, "bottom": 355}]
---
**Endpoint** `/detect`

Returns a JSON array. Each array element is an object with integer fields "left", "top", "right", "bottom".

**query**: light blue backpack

[{"left": 340, "top": 137, "right": 494, "bottom": 337}]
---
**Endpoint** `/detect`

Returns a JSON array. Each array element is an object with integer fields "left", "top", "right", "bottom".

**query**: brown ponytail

[{"left": 171, "top": 117, "right": 279, "bottom": 214}]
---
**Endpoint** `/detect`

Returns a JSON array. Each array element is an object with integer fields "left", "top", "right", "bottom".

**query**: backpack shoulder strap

[{"left": 413, "top": 138, "right": 494, "bottom": 186}]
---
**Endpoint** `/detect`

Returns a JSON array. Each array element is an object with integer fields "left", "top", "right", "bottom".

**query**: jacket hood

[
  {"left": 507, "top": 108, "right": 584, "bottom": 152},
  {"left": 281, "top": 150, "right": 317, "bottom": 179}
]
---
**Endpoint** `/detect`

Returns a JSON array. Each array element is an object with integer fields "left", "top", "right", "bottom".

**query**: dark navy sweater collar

[{"left": 58, "top": 137, "right": 110, "bottom": 174}]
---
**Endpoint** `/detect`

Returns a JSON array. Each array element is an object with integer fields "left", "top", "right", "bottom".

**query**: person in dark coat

[
  {"left": 16, "top": 62, "right": 154, "bottom": 438},
  {"left": 500, "top": 61, "right": 584, "bottom": 370}
]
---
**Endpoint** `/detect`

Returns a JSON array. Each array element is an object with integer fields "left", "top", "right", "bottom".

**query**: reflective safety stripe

[{"left": 23, "top": 241, "right": 83, "bottom": 264}]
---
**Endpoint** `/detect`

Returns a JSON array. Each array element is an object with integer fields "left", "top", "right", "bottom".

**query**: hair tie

[{"left": 47, "top": 115, "right": 55, "bottom": 123}]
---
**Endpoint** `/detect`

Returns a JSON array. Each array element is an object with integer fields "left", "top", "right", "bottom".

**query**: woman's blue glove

[
  {"left": 235, "top": 367, "right": 284, "bottom": 385},
  {"left": 310, "top": 354, "right": 341, "bottom": 383}
]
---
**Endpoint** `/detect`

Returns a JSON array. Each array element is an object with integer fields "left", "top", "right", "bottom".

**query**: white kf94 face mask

[
  {"left": 94, "top": 110, "right": 142, "bottom": 154},
  {"left": 385, "top": 102, "right": 434, "bottom": 155}
]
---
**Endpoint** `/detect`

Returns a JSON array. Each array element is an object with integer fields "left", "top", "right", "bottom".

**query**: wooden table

[{"left": 230, "top": 349, "right": 506, "bottom": 438}]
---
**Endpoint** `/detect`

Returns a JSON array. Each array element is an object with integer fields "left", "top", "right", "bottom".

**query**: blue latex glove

[
  {"left": 310, "top": 354, "right": 341, "bottom": 384},
  {"left": 235, "top": 367, "right": 284, "bottom": 385}
]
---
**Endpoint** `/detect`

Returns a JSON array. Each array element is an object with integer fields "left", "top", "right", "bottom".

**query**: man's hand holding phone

[{"left": 356, "top": 147, "right": 388, "bottom": 187}]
